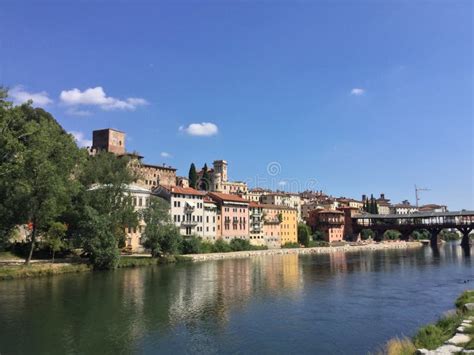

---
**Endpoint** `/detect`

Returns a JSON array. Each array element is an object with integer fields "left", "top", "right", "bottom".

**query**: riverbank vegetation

[
  {"left": 376, "top": 290, "right": 474, "bottom": 354},
  {"left": 0, "top": 263, "right": 91, "bottom": 280}
]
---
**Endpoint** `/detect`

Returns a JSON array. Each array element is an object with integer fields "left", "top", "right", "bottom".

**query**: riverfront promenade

[{"left": 188, "top": 241, "right": 423, "bottom": 262}]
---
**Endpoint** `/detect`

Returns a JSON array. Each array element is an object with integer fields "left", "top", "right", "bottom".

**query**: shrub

[
  {"left": 229, "top": 238, "right": 252, "bottom": 251},
  {"left": 308, "top": 240, "right": 329, "bottom": 247},
  {"left": 212, "top": 240, "right": 232, "bottom": 253},
  {"left": 312, "top": 230, "right": 326, "bottom": 241},
  {"left": 180, "top": 235, "right": 202, "bottom": 254},
  {"left": 282, "top": 242, "right": 300, "bottom": 248}
]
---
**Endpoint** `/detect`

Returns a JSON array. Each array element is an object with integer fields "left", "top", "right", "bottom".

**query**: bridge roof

[{"left": 353, "top": 210, "right": 474, "bottom": 219}]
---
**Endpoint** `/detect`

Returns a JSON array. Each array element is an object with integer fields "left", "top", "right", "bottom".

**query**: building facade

[
  {"left": 203, "top": 197, "right": 218, "bottom": 241},
  {"left": 249, "top": 202, "right": 265, "bottom": 246},
  {"left": 307, "top": 209, "right": 345, "bottom": 243},
  {"left": 260, "top": 193, "right": 302, "bottom": 222},
  {"left": 154, "top": 186, "right": 205, "bottom": 237},
  {"left": 198, "top": 160, "right": 248, "bottom": 195},
  {"left": 92, "top": 128, "right": 126, "bottom": 155},
  {"left": 208, "top": 192, "right": 249, "bottom": 241}
]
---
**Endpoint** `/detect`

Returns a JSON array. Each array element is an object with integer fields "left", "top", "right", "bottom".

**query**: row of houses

[
  {"left": 122, "top": 184, "right": 297, "bottom": 252},
  {"left": 89, "top": 128, "right": 447, "bottom": 249}
]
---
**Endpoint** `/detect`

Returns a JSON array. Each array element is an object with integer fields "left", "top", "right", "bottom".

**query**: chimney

[{"left": 380, "top": 193, "right": 385, "bottom": 200}]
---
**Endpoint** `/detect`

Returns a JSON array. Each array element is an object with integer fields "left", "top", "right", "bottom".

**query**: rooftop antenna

[{"left": 415, "top": 184, "right": 430, "bottom": 207}]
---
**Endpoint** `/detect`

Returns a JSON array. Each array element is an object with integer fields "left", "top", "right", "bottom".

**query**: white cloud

[
  {"left": 179, "top": 122, "right": 219, "bottom": 137},
  {"left": 160, "top": 152, "right": 171, "bottom": 158},
  {"left": 9, "top": 86, "right": 53, "bottom": 106},
  {"left": 278, "top": 181, "right": 287, "bottom": 186},
  {"left": 70, "top": 131, "right": 92, "bottom": 148},
  {"left": 350, "top": 88, "right": 366, "bottom": 96},
  {"left": 59, "top": 87, "right": 148, "bottom": 111}
]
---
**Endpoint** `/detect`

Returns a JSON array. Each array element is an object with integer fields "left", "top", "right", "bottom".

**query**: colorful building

[
  {"left": 208, "top": 192, "right": 249, "bottom": 242},
  {"left": 307, "top": 209, "right": 345, "bottom": 243}
]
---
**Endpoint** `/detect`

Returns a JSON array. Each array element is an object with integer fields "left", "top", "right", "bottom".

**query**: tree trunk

[
  {"left": 52, "top": 250, "right": 55, "bottom": 264},
  {"left": 25, "top": 225, "right": 37, "bottom": 266}
]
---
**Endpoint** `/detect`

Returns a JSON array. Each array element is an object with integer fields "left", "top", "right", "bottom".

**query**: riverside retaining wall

[{"left": 188, "top": 241, "right": 423, "bottom": 262}]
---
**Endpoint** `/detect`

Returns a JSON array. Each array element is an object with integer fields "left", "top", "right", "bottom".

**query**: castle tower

[
  {"left": 92, "top": 128, "right": 125, "bottom": 155},
  {"left": 213, "top": 160, "right": 228, "bottom": 183}
]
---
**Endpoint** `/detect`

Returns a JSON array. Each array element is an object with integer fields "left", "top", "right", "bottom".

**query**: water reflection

[{"left": 0, "top": 243, "right": 471, "bottom": 355}]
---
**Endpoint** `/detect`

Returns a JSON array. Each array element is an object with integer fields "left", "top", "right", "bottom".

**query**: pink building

[{"left": 208, "top": 192, "right": 249, "bottom": 242}]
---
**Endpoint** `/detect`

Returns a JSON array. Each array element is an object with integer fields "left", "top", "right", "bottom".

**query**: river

[{"left": 0, "top": 242, "right": 472, "bottom": 354}]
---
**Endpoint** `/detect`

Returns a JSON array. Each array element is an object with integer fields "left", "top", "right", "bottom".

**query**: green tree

[
  {"left": 297, "top": 222, "right": 311, "bottom": 247},
  {"left": 439, "top": 229, "right": 460, "bottom": 241},
  {"left": 0, "top": 95, "right": 82, "bottom": 265},
  {"left": 45, "top": 222, "right": 67, "bottom": 263},
  {"left": 384, "top": 229, "right": 401, "bottom": 240},
  {"left": 141, "top": 196, "right": 181, "bottom": 257},
  {"left": 200, "top": 163, "right": 211, "bottom": 191},
  {"left": 313, "top": 230, "right": 326, "bottom": 241},
  {"left": 188, "top": 163, "right": 198, "bottom": 189},
  {"left": 411, "top": 229, "right": 430, "bottom": 240},
  {"left": 74, "top": 152, "right": 138, "bottom": 269},
  {"left": 360, "top": 229, "right": 374, "bottom": 240}
]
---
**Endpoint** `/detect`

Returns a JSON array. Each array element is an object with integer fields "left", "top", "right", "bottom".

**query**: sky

[{"left": 1, "top": 0, "right": 472, "bottom": 210}]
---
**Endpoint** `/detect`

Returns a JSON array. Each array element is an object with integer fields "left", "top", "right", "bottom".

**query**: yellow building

[
  {"left": 280, "top": 207, "right": 298, "bottom": 245},
  {"left": 261, "top": 204, "right": 298, "bottom": 246}
]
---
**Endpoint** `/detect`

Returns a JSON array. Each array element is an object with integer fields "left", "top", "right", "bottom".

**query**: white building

[
  {"left": 203, "top": 197, "right": 218, "bottom": 241},
  {"left": 155, "top": 186, "right": 206, "bottom": 237},
  {"left": 390, "top": 202, "right": 419, "bottom": 215}
]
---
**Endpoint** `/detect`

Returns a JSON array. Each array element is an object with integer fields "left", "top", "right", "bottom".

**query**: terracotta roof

[
  {"left": 259, "top": 203, "right": 297, "bottom": 211},
  {"left": 203, "top": 196, "right": 217, "bottom": 204},
  {"left": 160, "top": 185, "right": 205, "bottom": 196},
  {"left": 208, "top": 192, "right": 249, "bottom": 203},
  {"left": 249, "top": 202, "right": 264, "bottom": 208}
]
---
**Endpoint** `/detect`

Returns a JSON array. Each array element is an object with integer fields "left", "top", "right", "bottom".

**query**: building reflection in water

[{"left": 167, "top": 254, "right": 302, "bottom": 328}]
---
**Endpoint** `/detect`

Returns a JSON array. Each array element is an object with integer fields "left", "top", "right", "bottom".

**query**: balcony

[
  {"left": 184, "top": 204, "right": 195, "bottom": 213},
  {"left": 181, "top": 220, "right": 198, "bottom": 227}
]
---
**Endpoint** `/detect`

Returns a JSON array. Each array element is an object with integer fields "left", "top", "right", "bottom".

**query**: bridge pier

[
  {"left": 400, "top": 230, "right": 412, "bottom": 242},
  {"left": 458, "top": 227, "right": 472, "bottom": 248},
  {"left": 429, "top": 228, "right": 442, "bottom": 247}
]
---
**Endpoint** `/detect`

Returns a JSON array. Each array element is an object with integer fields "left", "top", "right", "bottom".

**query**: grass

[
  {"left": 386, "top": 337, "right": 416, "bottom": 355},
  {"left": 117, "top": 256, "right": 158, "bottom": 268},
  {"left": 377, "top": 290, "right": 474, "bottom": 354},
  {"left": 0, "top": 263, "right": 91, "bottom": 280},
  {"left": 455, "top": 290, "right": 474, "bottom": 309},
  {"left": 0, "top": 251, "right": 22, "bottom": 260}
]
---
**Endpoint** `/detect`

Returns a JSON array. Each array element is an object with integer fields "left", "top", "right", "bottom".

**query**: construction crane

[{"left": 414, "top": 185, "right": 431, "bottom": 207}]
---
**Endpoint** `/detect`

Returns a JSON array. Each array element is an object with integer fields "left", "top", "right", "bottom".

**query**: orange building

[{"left": 307, "top": 209, "right": 345, "bottom": 243}]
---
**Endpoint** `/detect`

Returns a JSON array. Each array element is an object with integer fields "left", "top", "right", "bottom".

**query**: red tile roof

[
  {"left": 161, "top": 185, "right": 205, "bottom": 196},
  {"left": 208, "top": 192, "right": 249, "bottom": 204}
]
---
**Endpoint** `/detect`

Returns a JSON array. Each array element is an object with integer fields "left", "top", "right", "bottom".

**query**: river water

[{"left": 0, "top": 242, "right": 472, "bottom": 354}]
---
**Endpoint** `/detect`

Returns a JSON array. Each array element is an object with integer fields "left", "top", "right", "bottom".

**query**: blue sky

[{"left": 1, "top": 0, "right": 472, "bottom": 209}]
